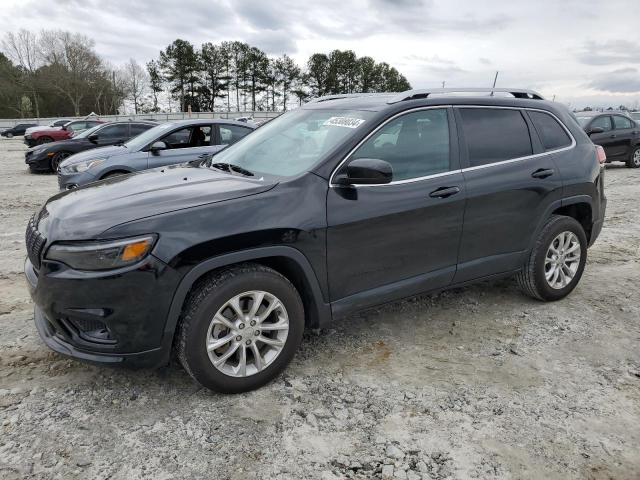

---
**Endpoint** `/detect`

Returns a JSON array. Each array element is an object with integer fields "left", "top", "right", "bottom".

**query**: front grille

[{"left": 25, "top": 215, "right": 46, "bottom": 269}]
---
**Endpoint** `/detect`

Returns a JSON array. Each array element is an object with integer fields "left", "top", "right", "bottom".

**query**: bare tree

[
  {"left": 1, "top": 29, "right": 42, "bottom": 117},
  {"left": 122, "top": 58, "right": 147, "bottom": 114},
  {"left": 39, "top": 30, "right": 103, "bottom": 116}
]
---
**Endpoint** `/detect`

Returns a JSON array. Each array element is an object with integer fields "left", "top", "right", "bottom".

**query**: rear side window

[
  {"left": 459, "top": 108, "right": 532, "bottom": 167},
  {"left": 528, "top": 111, "right": 571, "bottom": 151},
  {"left": 612, "top": 115, "right": 633, "bottom": 129},
  {"left": 219, "top": 125, "right": 252, "bottom": 145},
  {"left": 130, "top": 123, "right": 153, "bottom": 136}
]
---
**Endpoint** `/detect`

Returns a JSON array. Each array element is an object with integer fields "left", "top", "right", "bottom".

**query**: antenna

[{"left": 490, "top": 71, "right": 499, "bottom": 96}]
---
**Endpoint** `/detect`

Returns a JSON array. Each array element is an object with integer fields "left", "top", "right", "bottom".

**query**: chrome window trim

[{"left": 328, "top": 105, "right": 576, "bottom": 188}]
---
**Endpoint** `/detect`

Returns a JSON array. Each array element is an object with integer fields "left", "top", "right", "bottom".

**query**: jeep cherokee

[{"left": 24, "top": 88, "right": 607, "bottom": 393}]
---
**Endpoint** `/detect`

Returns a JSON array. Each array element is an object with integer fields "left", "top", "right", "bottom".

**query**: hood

[
  {"left": 59, "top": 144, "right": 129, "bottom": 166},
  {"left": 37, "top": 165, "right": 277, "bottom": 241},
  {"left": 29, "top": 137, "right": 84, "bottom": 154},
  {"left": 27, "top": 126, "right": 61, "bottom": 134}
]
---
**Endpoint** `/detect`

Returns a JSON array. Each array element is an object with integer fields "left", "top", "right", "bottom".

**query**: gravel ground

[{"left": 0, "top": 136, "right": 639, "bottom": 480}]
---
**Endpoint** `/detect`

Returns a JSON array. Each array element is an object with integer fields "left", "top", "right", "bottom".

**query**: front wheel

[
  {"left": 626, "top": 146, "right": 640, "bottom": 168},
  {"left": 517, "top": 215, "right": 587, "bottom": 301},
  {"left": 176, "top": 263, "right": 305, "bottom": 393},
  {"left": 50, "top": 151, "right": 71, "bottom": 172}
]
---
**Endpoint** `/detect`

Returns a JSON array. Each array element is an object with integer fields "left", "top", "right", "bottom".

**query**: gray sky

[{"left": 2, "top": 0, "right": 639, "bottom": 108}]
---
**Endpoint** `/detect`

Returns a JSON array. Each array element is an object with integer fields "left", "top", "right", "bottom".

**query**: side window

[
  {"left": 351, "top": 108, "right": 450, "bottom": 181},
  {"left": 219, "top": 125, "right": 252, "bottom": 146},
  {"left": 161, "top": 126, "right": 211, "bottom": 149},
  {"left": 528, "top": 111, "right": 572, "bottom": 151},
  {"left": 459, "top": 108, "right": 532, "bottom": 166},
  {"left": 590, "top": 116, "right": 612, "bottom": 132},
  {"left": 99, "top": 124, "right": 128, "bottom": 138},
  {"left": 130, "top": 124, "right": 152, "bottom": 136},
  {"left": 612, "top": 115, "right": 633, "bottom": 130},
  {"left": 67, "top": 122, "right": 87, "bottom": 132}
]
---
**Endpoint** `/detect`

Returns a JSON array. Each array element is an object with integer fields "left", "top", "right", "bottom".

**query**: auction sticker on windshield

[{"left": 323, "top": 117, "right": 366, "bottom": 128}]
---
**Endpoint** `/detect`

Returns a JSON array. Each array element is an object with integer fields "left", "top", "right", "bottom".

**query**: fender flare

[
  {"left": 162, "top": 246, "right": 332, "bottom": 339},
  {"left": 527, "top": 195, "right": 593, "bottom": 254}
]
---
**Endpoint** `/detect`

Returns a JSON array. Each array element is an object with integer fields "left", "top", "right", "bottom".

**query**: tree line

[{"left": 0, "top": 30, "right": 411, "bottom": 119}]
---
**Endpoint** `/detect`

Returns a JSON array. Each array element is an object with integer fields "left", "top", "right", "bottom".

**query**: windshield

[
  {"left": 575, "top": 116, "right": 592, "bottom": 127},
  {"left": 72, "top": 124, "right": 102, "bottom": 139},
  {"left": 124, "top": 122, "right": 176, "bottom": 151},
  {"left": 211, "top": 109, "right": 375, "bottom": 177}
]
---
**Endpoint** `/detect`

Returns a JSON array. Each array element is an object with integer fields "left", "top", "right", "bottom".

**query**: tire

[
  {"left": 517, "top": 215, "right": 588, "bottom": 301},
  {"left": 626, "top": 146, "right": 640, "bottom": 168},
  {"left": 176, "top": 263, "right": 305, "bottom": 393},
  {"left": 36, "top": 136, "right": 53, "bottom": 145},
  {"left": 5, "top": 133, "right": 13, "bottom": 138},
  {"left": 50, "top": 151, "right": 71, "bottom": 172}
]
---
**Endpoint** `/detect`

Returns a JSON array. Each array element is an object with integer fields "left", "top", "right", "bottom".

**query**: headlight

[
  {"left": 60, "top": 158, "right": 105, "bottom": 174},
  {"left": 45, "top": 235, "right": 157, "bottom": 271}
]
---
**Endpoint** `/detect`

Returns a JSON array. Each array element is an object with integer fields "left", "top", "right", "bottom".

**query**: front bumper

[
  {"left": 57, "top": 170, "right": 97, "bottom": 190},
  {"left": 24, "top": 136, "right": 37, "bottom": 147},
  {"left": 25, "top": 151, "right": 51, "bottom": 172},
  {"left": 25, "top": 255, "right": 182, "bottom": 368}
]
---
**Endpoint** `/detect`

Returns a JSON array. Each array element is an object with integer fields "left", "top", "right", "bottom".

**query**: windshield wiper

[{"left": 210, "top": 162, "right": 254, "bottom": 177}]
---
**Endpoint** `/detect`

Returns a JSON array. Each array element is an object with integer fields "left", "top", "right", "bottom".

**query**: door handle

[
  {"left": 531, "top": 168, "right": 554, "bottom": 179},
  {"left": 197, "top": 153, "right": 210, "bottom": 159},
  {"left": 609, "top": 134, "right": 616, "bottom": 138},
  {"left": 429, "top": 186, "right": 460, "bottom": 198}
]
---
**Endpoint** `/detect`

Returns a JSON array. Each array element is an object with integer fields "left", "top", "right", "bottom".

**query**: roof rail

[
  {"left": 308, "top": 93, "right": 393, "bottom": 103},
  {"left": 387, "top": 88, "right": 545, "bottom": 103}
]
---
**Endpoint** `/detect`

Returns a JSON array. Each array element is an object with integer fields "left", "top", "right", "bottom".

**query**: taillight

[{"left": 595, "top": 145, "right": 607, "bottom": 165}]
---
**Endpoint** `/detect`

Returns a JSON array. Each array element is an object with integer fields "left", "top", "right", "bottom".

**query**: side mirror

[
  {"left": 88, "top": 133, "right": 99, "bottom": 143},
  {"left": 334, "top": 158, "right": 393, "bottom": 186},
  {"left": 588, "top": 126, "right": 604, "bottom": 135},
  {"left": 149, "top": 141, "right": 167, "bottom": 154}
]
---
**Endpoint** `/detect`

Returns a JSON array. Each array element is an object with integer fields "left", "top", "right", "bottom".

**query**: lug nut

[
  {"left": 250, "top": 320, "right": 256, "bottom": 326},
  {"left": 239, "top": 323, "right": 245, "bottom": 329},
  {"left": 236, "top": 335, "right": 242, "bottom": 341},
  {"left": 254, "top": 330, "right": 260, "bottom": 336},
  {"left": 245, "top": 340, "right": 251, "bottom": 345}
]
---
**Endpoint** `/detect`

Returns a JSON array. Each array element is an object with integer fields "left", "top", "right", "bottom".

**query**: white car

[{"left": 24, "top": 119, "right": 70, "bottom": 136}]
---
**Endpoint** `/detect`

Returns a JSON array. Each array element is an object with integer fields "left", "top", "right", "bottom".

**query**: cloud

[
  {"left": 588, "top": 68, "right": 640, "bottom": 93},
  {"left": 578, "top": 40, "right": 640, "bottom": 65}
]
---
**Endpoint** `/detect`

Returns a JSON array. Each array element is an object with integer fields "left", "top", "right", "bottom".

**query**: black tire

[
  {"left": 516, "top": 215, "right": 588, "bottom": 301},
  {"left": 50, "top": 151, "right": 71, "bottom": 172},
  {"left": 36, "top": 136, "right": 53, "bottom": 145},
  {"left": 626, "top": 146, "right": 640, "bottom": 168},
  {"left": 176, "top": 263, "right": 305, "bottom": 393},
  {"left": 5, "top": 133, "right": 13, "bottom": 138}
]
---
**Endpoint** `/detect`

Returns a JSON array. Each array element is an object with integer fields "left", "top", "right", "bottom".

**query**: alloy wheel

[
  {"left": 544, "top": 231, "right": 581, "bottom": 290},
  {"left": 52, "top": 152, "right": 71, "bottom": 171},
  {"left": 205, "top": 290, "right": 289, "bottom": 378},
  {"left": 634, "top": 148, "right": 640, "bottom": 167}
]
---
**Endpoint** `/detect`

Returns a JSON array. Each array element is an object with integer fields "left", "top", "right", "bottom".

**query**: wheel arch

[
  {"left": 99, "top": 168, "right": 133, "bottom": 179},
  {"left": 162, "top": 246, "right": 332, "bottom": 343}
]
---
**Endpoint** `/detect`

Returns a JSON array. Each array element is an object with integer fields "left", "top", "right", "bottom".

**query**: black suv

[
  {"left": 25, "top": 88, "right": 606, "bottom": 393},
  {"left": 575, "top": 111, "right": 640, "bottom": 168}
]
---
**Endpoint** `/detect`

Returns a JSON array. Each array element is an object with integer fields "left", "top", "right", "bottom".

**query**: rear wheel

[
  {"left": 176, "top": 263, "right": 304, "bottom": 393},
  {"left": 36, "top": 136, "right": 53, "bottom": 145},
  {"left": 5, "top": 133, "right": 13, "bottom": 138},
  {"left": 626, "top": 146, "right": 640, "bottom": 168},
  {"left": 50, "top": 151, "right": 71, "bottom": 172},
  {"left": 517, "top": 215, "right": 587, "bottom": 301}
]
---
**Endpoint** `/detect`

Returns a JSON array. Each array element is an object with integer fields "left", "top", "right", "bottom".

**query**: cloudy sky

[{"left": 2, "top": 0, "right": 639, "bottom": 108}]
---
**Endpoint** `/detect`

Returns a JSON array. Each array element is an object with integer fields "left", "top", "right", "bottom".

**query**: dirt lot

[{"left": 0, "top": 136, "right": 638, "bottom": 480}]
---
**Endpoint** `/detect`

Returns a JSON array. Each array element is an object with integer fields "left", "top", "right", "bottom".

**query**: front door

[{"left": 326, "top": 108, "right": 466, "bottom": 316}]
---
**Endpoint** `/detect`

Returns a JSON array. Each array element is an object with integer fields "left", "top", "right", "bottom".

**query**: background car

[
  {"left": 575, "top": 111, "right": 640, "bottom": 168},
  {"left": 1, "top": 123, "right": 39, "bottom": 138},
  {"left": 24, "top": 119, "right": 104, "bottom": 147},
  {"left": 24, "top": 119, "right": 71, "bottom": 137},
  {"left": 25, "top": 121, "right": 157, "bottom": 173},
  {"left": 57, "top": 119, "right": 255, "bottom": 189}
]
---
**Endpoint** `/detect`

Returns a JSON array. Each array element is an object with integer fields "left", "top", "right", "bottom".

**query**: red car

[{"left": 25, "top": 119, "right": 104, "bottom": 147}]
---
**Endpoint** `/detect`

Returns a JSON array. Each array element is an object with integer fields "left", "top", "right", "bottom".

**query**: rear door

[
  {"left": 150, "top": 124, "right": 216, "bottom": 168},
  {"left": 453, "top": 107, "right": 565, "bottom": 283},
  {"left": 326, "top": 107, "right": 466, "bottom": 313}
]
